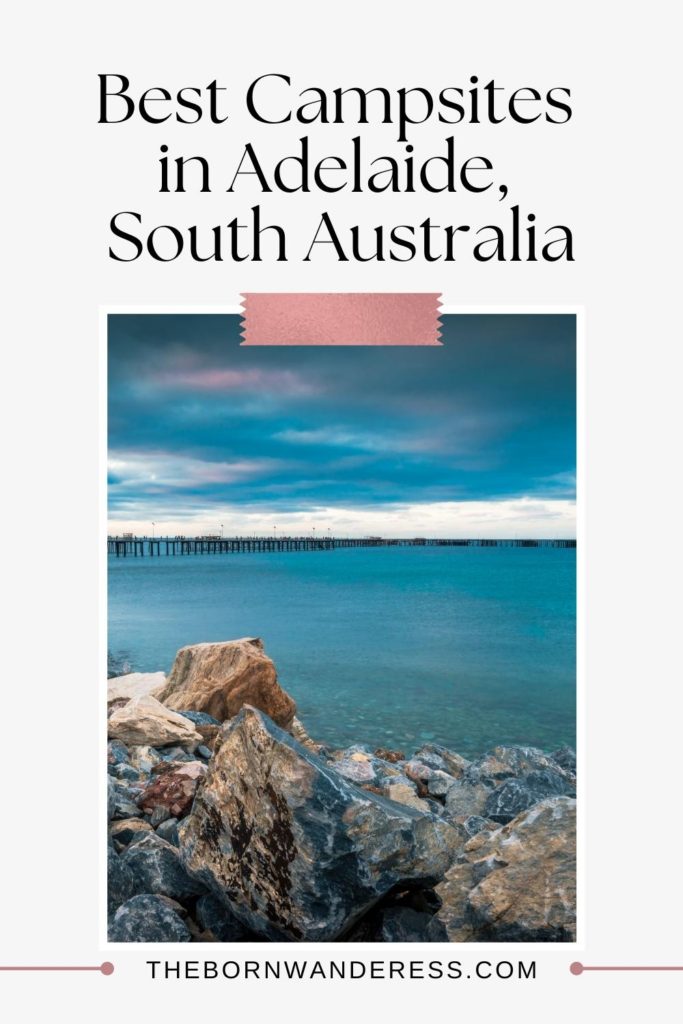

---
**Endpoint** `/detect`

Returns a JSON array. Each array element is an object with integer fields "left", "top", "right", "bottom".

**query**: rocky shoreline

[{"left": 108, "top": 637, "right": 576, "bottom": 943}]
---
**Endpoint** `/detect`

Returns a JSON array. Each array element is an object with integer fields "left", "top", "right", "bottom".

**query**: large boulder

[
  {"left": 108, "top": 695, "right": 202, "bottom": 751},
  {"left": 107, "top": 672, "right": 166, "bottom": 704},
  {"left": 179, "top": 707, "right": 462, "bottom": 942},
  {"left": 431, "top": 796, "right": 576, "bottom": 942},
  {"left": 109, "top": 894, "right": 191, "bottom": 942},
  {"left": 158, "top": 638, "right": 296, "bottom": 729}
]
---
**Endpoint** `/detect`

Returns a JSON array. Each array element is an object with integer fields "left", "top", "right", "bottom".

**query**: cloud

[
  {"left": 149, "top": 366, "right": 321, "bottom": 397},
  {"left": 108, "top": 498, "right": 576, "bottom": 539},
  {"left": 108, "top": 450, "right": 279, "bottom": 491}
]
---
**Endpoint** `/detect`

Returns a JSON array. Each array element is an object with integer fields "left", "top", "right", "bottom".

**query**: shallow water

[{"left": 108, "top": 546, "right": 575, "bottom": 758}]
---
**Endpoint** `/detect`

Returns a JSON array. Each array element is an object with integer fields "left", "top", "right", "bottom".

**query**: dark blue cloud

[{"left": 108, "top": 313, "right": 576, "bottom": 518}]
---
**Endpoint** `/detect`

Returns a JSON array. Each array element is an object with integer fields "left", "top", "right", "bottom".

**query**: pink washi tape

[{"left": 240, "top": 293, "right": 442, "bottom": 345}]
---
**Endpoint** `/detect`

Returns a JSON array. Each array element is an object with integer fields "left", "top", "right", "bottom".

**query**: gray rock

[
  {"left": 197, "top": 745, "right": 213, "bottom": 760},
  {"left": 551, "top": 745, "right": 577, "bottom": 774},
  {"left": 107, "top": 740, "right": 130, "bottom": 766},
  {"left": 179, "top": 707, "right": 463, "bottom": 942},
  {"left": 107, "top": 841, "right": 136, "bottom": 915},
  {"left": 107, "top": 777, "right": 116, "bottom": 820},
  {"left": 150, "top": 805, "right": 172, "bottom": 827},
  {"left": 426, "top": 770, "right": 457, "bottom": 799},
  {"left": 110, "top": 762, "right": 140, "bottom": 782},
  {"left": 159, "top": 746, "right": 198, "bottom": 763},
  {"left": 109, "top": 894, "right": 191, "bottom": 942},
  {"left": 462, "top": 815, "right": 495, "bottom": 838},
  {"left": 378, "top": 906, "right": 448, "bottom": 942},
  {"left": 122, "top": 832, "right": 206, "bottom": 904},
  {"left": 156, "top": 818, "right": 180, "bottom": 847},
  {"left": 484, "top": 770, "right": 575, "bottom": 824},
  {"left": 414, "top": 744, "right": 471, "bottom": 778},
  {"left": 195, "top": 894, "right": 254, "bottom": 941},
  {"left": 110, "top": 780, "right": 145, "bottom": 820},
  {"left": 177, "top": 710, "right": 221, "bottom": 728},
  {"left": 109, "top": 818, "right": 153, "bottom": 849}
]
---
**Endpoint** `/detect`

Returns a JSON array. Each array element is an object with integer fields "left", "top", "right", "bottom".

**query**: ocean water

[{"left": 108, "top": 546, "right": 575, "bottom": 758}]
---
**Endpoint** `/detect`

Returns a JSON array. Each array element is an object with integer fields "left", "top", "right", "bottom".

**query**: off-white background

[{"left": 1, "top": 0, "right": 681, "bottom": 1019}]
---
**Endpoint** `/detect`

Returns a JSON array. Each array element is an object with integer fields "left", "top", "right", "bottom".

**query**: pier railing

[{"left": 107, "top": 536, "right": 576, "bottom": 557}]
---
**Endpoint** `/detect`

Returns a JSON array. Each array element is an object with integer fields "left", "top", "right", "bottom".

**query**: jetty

[{"left": 107, "top": 535, "right": 576, "bottom": 557}]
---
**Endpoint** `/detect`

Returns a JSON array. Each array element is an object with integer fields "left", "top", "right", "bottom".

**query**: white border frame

[{"left": 99, "top": 303, "right": 585, "bottom": 957}]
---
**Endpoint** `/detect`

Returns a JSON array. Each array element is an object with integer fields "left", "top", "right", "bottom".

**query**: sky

[{"left": 108, "top": 313, "right": 576, "bottom": 537}]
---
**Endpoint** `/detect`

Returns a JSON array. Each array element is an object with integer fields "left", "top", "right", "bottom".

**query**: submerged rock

[
  {"left": 431, "top": 796, "right": 576, "bottom": 942},
  {"left": 158, "top": 638, "right": 296, "bottom": 729},
  {"left": 108, "top": 695, "right": 202, "bottom": 751},
  {"left": 179, "top": 706, "right": 462, "bottom": 942},
  {"left": 109, "top": 894, "right": 191, "bottom": 942}
]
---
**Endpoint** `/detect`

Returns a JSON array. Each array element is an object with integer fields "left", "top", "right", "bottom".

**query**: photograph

[{"left": 106, "top": 311, "right": 577, "bottom": 943}]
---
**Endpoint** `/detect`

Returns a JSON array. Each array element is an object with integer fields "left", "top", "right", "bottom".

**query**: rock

[
  {"left": 195, "top": 894, "right": 254, "bottom": 942},
  {"left": 443, "top": 780, "right": 492, "bottom": 819},
  {"left": 382, "top": 779, "right": 427, "bottom": 813},
  {"left": 129, "top": 745, "right": 162, "bottom": 774},
  {"left": 176, "top": 710, "right": 221, "bottom": 747},
  {"left": 110, "top": 762, "right": 141, "bottom": 782},
  {"left": 137, "top": 760, "right": 207, "bottom": 820},
  {"left": 107, "top": 740, "right": 130, "bottom": 766},
  {"left": 109, "top": 818, "right": 153, "bottom": 848},
  {"left": 374, "top": 747, "right": 405, "bottom": 764},
  {"left": 468, "top": 745, "right": 574, "bottom": 786},
  {"left": 484, "top": 769, "right": 575, "bottom": 824},
  {"left": 414, "top": 744, "right": 471, "bottom": 778},
  {"left": 107, "top": 671, "right": 167, "bottom": 704},
  {"left": 109, "top": 781, "right": 145, "bottom": 820},
  {"left": 551, "top": 745, "right": 577, "bottom": 775},
  {"left": 432, "top": 796, "right": 576, "bottom": 942},
  {"left": 378, "top": 906, "right": 447, "bottom": 942},
  {"left": 108, "top": 842, "right": 136, "bottom": 915},
  {"left": 426, "top": 770, "right": 457, "bottom": 799},
  {"left": 178, "top": 707, "right": 462, "bottom": 942},
  {"left": 197, "top": 745, "right": 213, "bottom": 760},
  {"left": 122, "top": 832, "right": 206, "bottom": 904},
  {"left": 461, "top": 815, "right": 496, "bottom": 838},
  {"left": 291, "top": 716, "right": 323, "bottom": 752},
  {"left": 150, "top": 806, "right": 172, "bottom": 827},
  {"left": 156, "top": 818, "right": 180, "bottom": 846},
  {"left": 158, "top": 746, "right": 197, "bottom": 763},
  {"left": 158, "top": 638, "right": 296, "bottom": 730},
  {"left": 108, "top": 695, "right": 202, "bottom": 751},
  {"left": 107, "top": 777, "right": 116, "bottom": 820},
  {"left": 332, "top": 758, "right": 377, "bottom": 784},
  {"left": 109, "top": 894, "right": 191, "bottom": 942}
]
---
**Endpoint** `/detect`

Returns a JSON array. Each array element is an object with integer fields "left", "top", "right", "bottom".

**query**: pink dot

[
  {"left": 100, "top": 962, "right": 115, "bottom": 976},
  {"left": 570, "top": 962, "right": 584, "bottom": 976}
]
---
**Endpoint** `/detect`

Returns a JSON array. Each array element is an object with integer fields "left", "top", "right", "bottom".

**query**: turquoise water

[{"left": 108, "top": 546, "right": 575, "bottom": 758}]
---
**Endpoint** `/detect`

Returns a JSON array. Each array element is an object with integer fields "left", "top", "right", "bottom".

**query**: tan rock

[
  {"left": 382, "top": 780, "right": 428, "bottom": 812},
  {"left": 432, "top": 796, "right": 576, "bottom": 942},
  {"left": 107, "top": 671, "right": 166, "bottom": 704},
  {"left": 158, "top": 638, "right": 296, "bottom": 729},
  {"left": 108, "top": 695, "right": 202, "bottom": 751}
]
